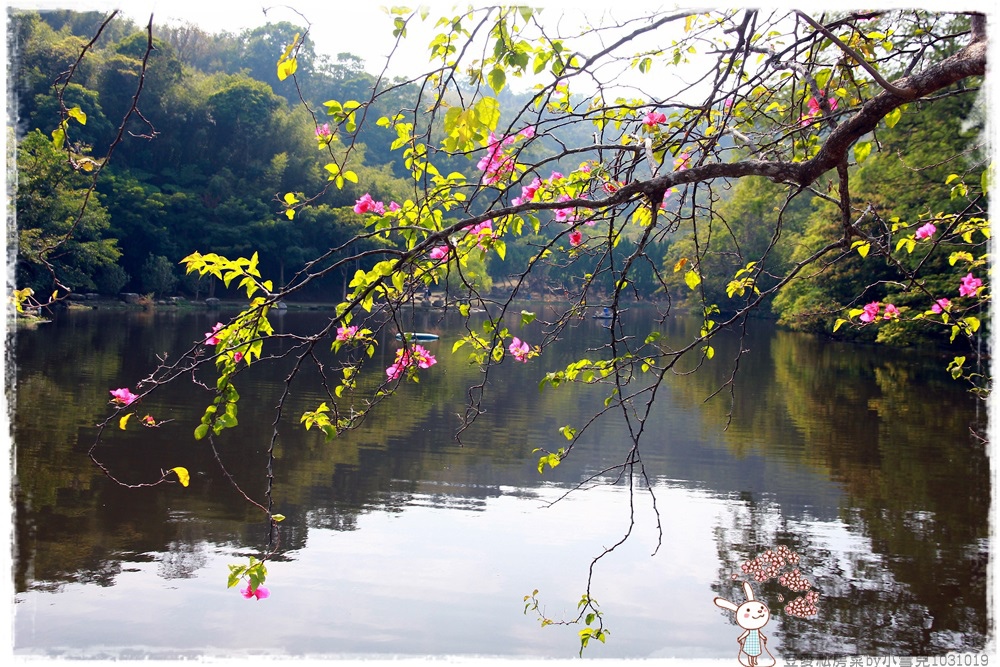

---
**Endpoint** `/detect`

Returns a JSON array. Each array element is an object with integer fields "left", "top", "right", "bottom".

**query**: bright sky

[{"left": 5, "top": 0, "right": 440, "bottom": 78}]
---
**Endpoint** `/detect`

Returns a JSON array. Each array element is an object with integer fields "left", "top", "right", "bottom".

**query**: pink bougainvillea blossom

[
  {"left": 429, "top": 246, "right": 450, "bottom": 261},
  {"left": 110, "top": 387, "right": 138, "bottom": 406},
  {"left": 673, "top": 152, "right": 691, "bottom": 171},
  {"left": 464, "top": 220, "right": 493, "bottom": 249},
  {"left": 204, "top": 322, "right": 224, "bottom": 346},
  {"left": 353, "top": 193, "right": 385, "bottom": 215},
  {"left": 959, "top": 273, "right": 983, "bottom": 297},
  {"left": 241, "top": 584, "right": 270, "bottom": 600},
  {"left": 141, "top": 414, "right": 156, "bottom": 426},
  {"left": 569, "top": 230, "right": 583, "bottom": 247},
  {"left": 388, "top": 201, "right": 401, "bottom": 212},
  {"left": 931, "top": 298, "right": 951, "bottom": 314},
  {"left": 336, "top": 325, "right": 360, "bottom": 342},
  {"left": 659, "top": 189, "right": 676, "bottom": 210},
  {"left": 642, "top": 110, "right": 667, "bottom": 128},
  {"left": 859, "top": 301, "right": 881, "bottom": 323},
  {"left": 511, "top": 176, "right": 542, "bottom": 206},
  {"left": 386, "top": 344, "right": 437, "bottom": 380},
  {"left": 518, "top": 126, "right": 536, "bottom": 139},
  {"left": 883, "top": 304, "right": 901, "bottom": 319},
  {"left": 509, "top": 337, "right": 531, "bottom": 362},
  {"left": 233, "top": 351, "right": 244, "bottom": 364},
  {"left": 914, "top": 222, "right": 937, "bottom": 240},
  {"left": 477, "top": 132, "right": 517, "bottom": 185},
  {"left": 554, "top": 194, "right": 577, "bottom": 223},
  {"left": 800, "top": 94, "right": 839, "bottom": 126},
  {"left": 724, "top": 97, "right": 734, "bottom": 111}
]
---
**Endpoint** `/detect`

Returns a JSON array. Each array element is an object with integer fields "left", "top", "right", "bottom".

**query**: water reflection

[{"left": 10, "top": 306, "right": 989, "bottom": 658}]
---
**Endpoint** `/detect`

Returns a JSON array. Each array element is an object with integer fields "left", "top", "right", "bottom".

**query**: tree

[
  {"left": 41, "top": 7, "right": 989, "bottom": 653},
  {"left": 15, "top": 129, "right": 122, "bottom": 294}
]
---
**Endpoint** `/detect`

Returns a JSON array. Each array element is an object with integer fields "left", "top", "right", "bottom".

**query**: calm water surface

[{"left": 10, "top": 305, "right": 991, "bottom": 659}]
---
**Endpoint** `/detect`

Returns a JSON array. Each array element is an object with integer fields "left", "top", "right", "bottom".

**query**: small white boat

[{"left": 395, "top": 332, "right": 440, "bottom": 342}]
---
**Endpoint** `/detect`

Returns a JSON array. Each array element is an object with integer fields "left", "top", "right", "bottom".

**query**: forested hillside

[{"left": 10, "top": 9, "right": 987, "bottom": 348}]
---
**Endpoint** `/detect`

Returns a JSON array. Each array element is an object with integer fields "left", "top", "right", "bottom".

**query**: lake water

[{"left": 9, "top": 305, "right": 992, "bottom": 660}]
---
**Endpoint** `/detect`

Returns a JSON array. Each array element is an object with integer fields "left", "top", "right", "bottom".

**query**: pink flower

[
  {"left": 386, "top": 344, "right": 437, "bottom": 379},
  {"left": 429, "top": 246, "right": 449, "bottom": 261},
  {"left": 388, "top": 201, "right": 401, "bottom": 212},
  {"left": 141, "top": 414, "right": 156, "bottom": 426},
  {"left": 511, "top": 177, "right": 542, "bottom": 206},
  {"left": 554, "top": 194, "right": 576, "bottom": 223},
  {"left": 642, "top": 110, "right": 667, "bottom": 128},
  {"left": 518, "top": 126, "right": 535, "bottom": 139},
  {"left": 931, "top": 298, "right": 951, "bottom": 314},
  {"left": 204, "top": 322, "right": 224, "bottom": 346},
  {"left": 724, "top": 97, "right": 734, "bottom": 110},
  {"left": 548, "top": 171, "right": 564, "bottom": 182},
  {"left": 336, "top": 325, "right": 359, "bottom": 342},
  {"left": 110, "top": 387, "right": 138, "bottom": 406},
  {"left": 233, "top": 351, "right": 244, "bottom": 363},
  {"left": 465, "top": 220, "right": 493, "bottom": 249},
  {"left": 477, "top": 132, "right": 516, "bottom": 185},
  {"left": 673, "top": 152, "right": 690, "bottom": 171},
  {"left": 914, "top": 223, "right": 936, "bottom": 240},
  {"left": 315, "top": 123, "right": 332, "bottom": 139},
  {"left": 509, "top": 337, "right": 530, "bottom": 362},
  {"left": 959, "top": 273, "right": 983, "bottom": 297},
  {"left": 883, "top": 304, "right": 900, "bottom": 319},
  {"left": 859, "top": 301, "right": 880, "bottom": 323},
  {"left": 602, "top": 180, "right": 624, "bottom": 194},
  {"left": 569, "top": 230, "right": 583, "bottom": 247},
  {"left": 241, "top": 584, "right": 270, "bottom": 600},
  {"left": 801, "top": 94, "right": 839, "bottom": 126},
  {"left": 413, "top": 344, "right": 437, "bottom": 369},
  {"left": 659, "top": 189, "right": 674, "bottom": 210},
  {"left": 353, "top": 193, "right": 385, "bottom": 215}
]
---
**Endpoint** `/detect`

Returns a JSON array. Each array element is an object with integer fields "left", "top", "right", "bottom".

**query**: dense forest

[{"left": 9, "top": 9, "right": 987, "bottom": 347}]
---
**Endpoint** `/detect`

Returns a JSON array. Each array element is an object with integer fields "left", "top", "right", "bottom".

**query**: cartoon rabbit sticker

[{"left": 714, "top": 581, "right": 775, "bottom": 667}]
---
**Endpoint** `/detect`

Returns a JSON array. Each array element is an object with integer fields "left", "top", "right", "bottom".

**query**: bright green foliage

[{"left": 227, "top": 556, "right": 268, "bottom": 591}]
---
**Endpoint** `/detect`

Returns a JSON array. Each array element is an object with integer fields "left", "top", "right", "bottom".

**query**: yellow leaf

[
  {"left": 673, "top": 257, "right": 688, "bottom": 272},
  {"left": 67, "top": 106, "right": 87, "bottom": 125},
  {"left": 119, "top": 413, "right": 132, "bottom": 430},
  {"left": 684, "top": 269, "right": 701, "bottom": 290},
  {"left": 171, "top": 466, "right": 190, "bottom": 488},
  {"left": 277, "top": 57, "right": 298, "bottom": 81}
]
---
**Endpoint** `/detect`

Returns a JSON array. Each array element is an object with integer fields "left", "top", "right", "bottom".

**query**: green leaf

[
  {"left": 884, "top": 106, "right": 902, "bottom": 128},
  {"left": 488, "top": 67, "right": 506, "bottom": 93},
  {"left": 854, "top": 140, "right": 872, "bottom": 163},
  {"left": 520, "top": 310, "right": 536, "bottom": 326},
  {"left": 194, "top": 423, "right": 209, "bottom": 440}
]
